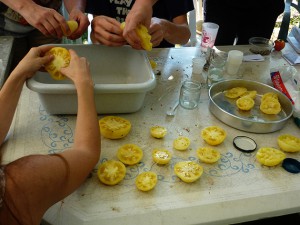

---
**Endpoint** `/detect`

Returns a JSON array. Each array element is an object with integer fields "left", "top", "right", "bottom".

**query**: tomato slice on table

[
  {"left": 97, "top": 160, "right": 126, "bottom": 185},
  {"left": 174, "top": 161, "right": 203, "bottom": 183},
  {"left": 135, "top": 171, "right": 158, "bottom": 191},
  {"left": 117, "top": 144, "right": 143, "bottom": 165},
  {"left": 99, "top": 116, "right": 131, "bottom": 139}
]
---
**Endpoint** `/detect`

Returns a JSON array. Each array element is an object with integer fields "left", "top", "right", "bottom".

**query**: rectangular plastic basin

[{"left": 26, "top": 44, "right": 156, "bottom": 114}]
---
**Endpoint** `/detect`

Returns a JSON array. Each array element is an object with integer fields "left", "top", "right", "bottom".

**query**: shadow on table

[{"left": 232, "top": 213, "right": 300, "bottom": 225}]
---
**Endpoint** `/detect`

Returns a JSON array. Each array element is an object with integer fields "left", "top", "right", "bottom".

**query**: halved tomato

[
  {"left": 117, "top": 144, "right": 143, "bottom": 165},
  {"left": 173, "top": 136, "right": 190, "bottom": 151},
  {"left": 97, "top": 160, "right": 126, "bottom": 185},
  {"left": 260, "top": 98, "right": 281, "bottom": 115},
  {"left": 44, "top": 47, "right": 70, "bottom": 80},
  {"left": 225, "top": 87, "right": 247, "bottom": 99},
  {"left": 135, "top": 171, "right": 157, "bottom": 191},
  {"left": 174, "top": 161, "right": 203, "bottom": 183},
  {"left": 201, "top": 126, "right": 226, "bottom": 146},
  {"left": 236, "top": 96, "right": 255, "bottom": 111},
  {"left": 150, "top": 126, "right": 167, "bottom": 138},
  {"left": 256, "top": 147, "right": 286, "bottom": 166},
  {"left": 196, "top": 147, "right": 221, "bottom": 164},
  {"left": 99, "top": 116, "right": 131, "bottom": 139},
  {"left": 152, "top": 149, "right": 172, "bottom": 165},
  {"left": 277, "top": 134, "right": 300, "bottom": 152}
]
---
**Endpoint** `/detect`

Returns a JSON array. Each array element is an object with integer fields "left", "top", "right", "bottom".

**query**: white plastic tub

[{"left": 27, "top": 44, "right": 156, "bottom": 114}]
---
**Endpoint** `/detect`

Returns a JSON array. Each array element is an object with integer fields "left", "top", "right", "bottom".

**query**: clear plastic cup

[{"left": 200, "top": 22, "right": 219, "bottom": 53}]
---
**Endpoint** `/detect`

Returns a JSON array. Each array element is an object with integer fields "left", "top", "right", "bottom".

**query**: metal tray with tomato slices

[{"left": 208, "top": 79, "right": 293, "bottom": 133}]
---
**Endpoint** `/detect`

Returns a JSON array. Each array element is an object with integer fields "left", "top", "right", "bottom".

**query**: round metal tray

[{"left": 209, "top": 79, "right": 294, "bottom": 133}]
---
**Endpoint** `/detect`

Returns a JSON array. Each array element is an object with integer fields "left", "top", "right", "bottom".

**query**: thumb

[{"left": 41, "top": 54, "right": 54, "bottom": 66}]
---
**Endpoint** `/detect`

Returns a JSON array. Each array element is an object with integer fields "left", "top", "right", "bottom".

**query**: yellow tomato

[
  {"left": 117, "top": 144, "right": 143, "bottom": 165},
  {"left": 196, "top": 147, "right": 221, "bottom": 164},
  {"left": 44, "top": 47, "right": 70, "bottom": 80},
  {"left": 201, "top": 126, "right": 226, "bottom": 146},
  {"left": 97, "top": 160, "right": 126, "bottom": 185},
  {"left": 240, "top": 90, "right": 257, "bottom": 99},
  {"left": 174, "top": 161, "right": 203, "bottom": 183},
  {"left": 236, "top": 96, "right": 255, "bottom": 111},
  {"left": 152, "top": 149, "right": 172, "bottom": 165},
  {"left": 99, "top": 116, "right": 131, "bottom": 139},
  {"left": 277, "top": 134, "right": 300, "bottom": 152},
  {"left": 225, "top": 87, "right": 248, "bottom": 99},
  {"left": 260, "top": 98, "right": 281, "bottom": 115},
  {"left": 63, "top": 20, "right": 78, "bottom": 36},
  {"left": 150, "top": 126, "right": 167, "bottom": 138},
  {"left": 256, "top": 147, "right": 286, "bottom": 166},
  {"left": 120, "top": 22, "right": 152, "bottom": 51},
  {"left": 135, "top": 171, "right": 158, "bottom": 191},
  {"left": 261, "top": 92, "right": 279, "bottom": 102},
  {"left": 173, "top": 136, "right": 191, "bottom": 150}
]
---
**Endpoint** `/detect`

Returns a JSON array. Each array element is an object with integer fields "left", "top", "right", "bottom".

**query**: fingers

[
  {"left": 68, "top": 13, "right": 90, "bottom": 40},
  {"left": 37, "top": 8, "right": 67, "bottom": 38}
]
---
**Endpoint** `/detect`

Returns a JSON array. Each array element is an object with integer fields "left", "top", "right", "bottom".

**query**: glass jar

[{"left": 207, "top": 54, "right": 227, "bottom": 87}]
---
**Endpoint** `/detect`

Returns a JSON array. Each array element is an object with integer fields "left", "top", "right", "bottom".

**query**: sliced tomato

[
  {"left": 201, "top": 126, "right": 226, "bottom": 146},
  {"left": 256, "top": 147, "right": 286, "bottom": 166},
  {"left": 150, "top": 126, "right": 167, "bottom": 138},
  {"left": 135, "top": 171, "right": 157, "bottom": 191},
  {"left": 173, "top": 136, "right": 190, "bottom": 151},
  {"left": 152, "top": 149, "right": 172, "bottom": 165},
  {"left": 174, "top": 161, "right": 203, "bottom": 183},
  {"left": 117, "top": 144, "right": 143, "bottom": 165},
  {"left": 197, "top": 147, "right": 220, "bottom": 164},
  {"left": 99, "top": 116, "right": 131, "bottom": 139},
  {"left": 277, "top": 134, "right": 300, "bottom": 152},
  {"left": 44, "top": 47, "right": 70, "bottom": 80},
  {"left": 97, "top": 160, "right": 126, "bottom": 185}
]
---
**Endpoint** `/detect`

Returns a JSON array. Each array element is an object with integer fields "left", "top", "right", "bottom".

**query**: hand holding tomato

[{"left": 274, "top": 39, "right": 285, "bottom": 51}]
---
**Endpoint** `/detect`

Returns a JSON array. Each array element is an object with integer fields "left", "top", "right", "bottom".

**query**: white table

[{"left": 2, "top": 45, "right": 300, "bottom": 225}]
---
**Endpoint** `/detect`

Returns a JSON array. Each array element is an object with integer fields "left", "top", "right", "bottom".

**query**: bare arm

[
  {"left": 0, "top": 0, "right": 68, "bottom": 37},
  {"left": 63, "top": 0, "right": 90, "bottom": 39},
  {"left": 149, "top": 14, "right": 191, "bottom": 47},
  {"left": 0, "top": 46, "right": 53, "bottom": 146},
  {"left": 2, "top": 49, "right": 100, "bottom": 223}
]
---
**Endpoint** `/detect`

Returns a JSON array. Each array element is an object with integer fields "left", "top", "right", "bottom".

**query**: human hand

[
  {"left": 12, "top": 46, "right": 54, "bottom": 80},
  {"left": 68, "top": 9, "right": 90, "bottom": 40},
  {"left": 149, "top": 17, "right": 165, "bottom": 47},
  {"left": 91, "top": 16, "right": 126, "bottom": 46},
  {"left": 123, "top": 1, "right": 153, "bottom": 49},
  {"left": 21, "top": 3, "right": 69, "bottom": 38},
  {"left": 60, "top": 50, "right": 93, "bottom": 87}
]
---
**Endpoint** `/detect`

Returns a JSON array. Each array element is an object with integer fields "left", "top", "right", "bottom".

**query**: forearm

[
  {"left": 63, "top": 0, "right": 86, "bottom": 13},
  {"left": 74, "top": 82, "right": 100, "bottom": 154},
  {"left": 0, "top": 72, "right": 26, "bottom": 145},
  {"left": 0, "top": 0, "right": 34, "bottom": 14},
  {"left": 162, "top": 19, "right": 191, "bottom": 45}
]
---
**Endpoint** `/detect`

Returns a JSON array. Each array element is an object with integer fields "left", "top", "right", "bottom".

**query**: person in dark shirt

[
  {"left": 86, "top": 0, "right": 194, "bottom": 48},
  {"left": 203, "top": 0, "right": 285, "bottom": 45}
]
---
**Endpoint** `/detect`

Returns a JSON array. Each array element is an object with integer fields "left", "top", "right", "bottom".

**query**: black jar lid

[
  {"left": 233, "top": 136, "right": 257, "bottom": 153},
  {"left": 282, "top": 158, "right": 300, "bottom": 174}
]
